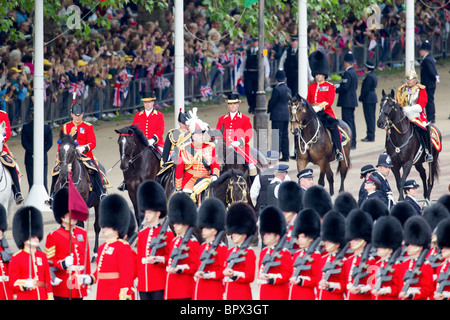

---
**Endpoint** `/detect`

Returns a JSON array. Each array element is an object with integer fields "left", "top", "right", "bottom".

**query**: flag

[
  {"left": 68, "top": 171, "right": 89, "bottom": 222},
  {"left": 244, "top": 0, "right": 259, "bottom": 7},
  {"left": 200, "top": 84, "right": 213, "bottom": 98},
  {"left": 215, "top": 61, "right": 225, "bottom": 74}
]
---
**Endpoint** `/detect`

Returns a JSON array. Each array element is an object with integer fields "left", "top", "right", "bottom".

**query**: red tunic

[
  {"left": 435, "top": 260, "right": 450, "bottom": 297},
  {"left": 289, "top": 250, "right": 322, "bottom": 300},
  {"left": 307, "top": 81, "right": 336, "bottom": 118},
  {"left": 0, "top": 246, "right": 12, "bottom": 300},
  {"left": 132, "top": 109, "right": 165, "bottom": 147},
  {"left": 0, "top": 110, "right": 12, "bottom": 155},
  {"left": 93, "top": 239, "right": 136, "bottom": 300},
  {"left": 136, "top": 224, "right": 174, "bottom": 293},
  {"left": 371, "top": 258, "right": 402, "bottom": 300},
  {"left": 398, "top": 257, "right": 434, "bottom": 300},
  {"left": 164, "top": 235, "right": 200, "bottom": 300},
  {"left": 344, "top": 253, "right": 376, "bottom": 300},
  {"left": 61, "top": 120, "right": 97, "bottom": 160},
  {"left": 216, "top": 111, "right": 256, "bottom": 164},
  {"left": 9, "top": 249, "right": 53, "bottom": 300},
  {"left": 397, "top": 84, "right": 428, "bottom": 129},
  {"left": 317, "top": 253, "right": 347, "bottom": 300},
  {"left": 45, "top": 225, "right": 91, "bottom": 299},
  {"left": 223, "top": 246, "right": 256, "bottom": 300},
  {"left": 258, "top": 247, "right": 293, "bottom": 300},
  {"left": 193, "top": 242, "right": 227, "bottom": 300}
]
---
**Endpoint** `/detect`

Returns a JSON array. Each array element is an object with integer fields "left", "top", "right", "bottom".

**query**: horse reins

[
  {"left": 226, "top": 175, "right": 248, "bottom": 207},
  {"left": 289, "top": 100, "right": 322, "bottom": 154}
]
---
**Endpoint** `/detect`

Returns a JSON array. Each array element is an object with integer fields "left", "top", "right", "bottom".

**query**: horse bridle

[
  {"left": 58, "top": 143, "right": 83, "bottom": 187},
  {"left": 225, "top": 175, "right": 248, "bottom": 207},
  {"left": 380, "top": 97, "right": 410, "bottom": 135},
  {"left": 119, "top": 133, "right": 153, "bottom": 167},
  {"left": 289, "top": 100, "right": 321, "bottom": 154}
]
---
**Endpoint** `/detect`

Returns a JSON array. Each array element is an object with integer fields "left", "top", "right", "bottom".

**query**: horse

[
  {"left": 376, "top": 89, "right": 441, "bottom": 201},
  {"left": 54, "top": 131, "right": 101, "bottom": 259},
  {"left": 288, "top": 94, "right": 352, "bottom": 196},
  {"left": 115, "top": 125, "right": 161, "bottom": 225},
  {"left": 0, "top": 121, "right": 14, "bottom": 217}
]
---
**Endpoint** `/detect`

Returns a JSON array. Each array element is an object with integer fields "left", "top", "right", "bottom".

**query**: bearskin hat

[
  {"left": 168, "top": 192, "right": 197, "bottom": 227},
  {"left": 334, "top": 192, "right": 357, "bottom": 218},
  {"left": 278, "top": 181, "right": 303, "bottom": 213},
  {"left": 390, "top": 201, "right": 417, "bottom": 227},
  {"left": 0, "top": 204, "right": 7, "bottom": 232},
  {"left": 99, "top": 194, "right": 131, "bottom": 239},
  {"left": 12, "top": 206, "right": 44, "bottom": 250},
  {"left": 198, "top": 198, "right": 226, "bottom": 231},
  {"left": 403, "top": 215, "right": 432, "bottom": 249},
  {"left": 309, "top": 50, "right": 330, "bottom": 77},
  {"left": 372, "top": 215, "right": 403, "bottom": 250},
  {"left": 302, "top": 185, "right": 332, "bottom": 218},
  {"left": 259, "top": 206, "right": 286, "bottom": 236},
  {"left": 422, "top": 203, "right": 450, "bottom": 232},
  {"left": 292, "top": 208, "right": 321, "bottom": 239},
  {"left": 226, "top": 202, "right": 256, "bottom": 236},
  {"left": 436, "top": 218, "right": 450, "bottom": 249},
  {"left": 321, "top": 210, "right": 346, "bottom": 246},
  {"left": 137, "top": 180, "right": 168, "bottom": 217},
  {"left": 437, "top": 194, "right": 450, "bottom": 213},
  {"left": 345, "top": 209, "right": 373, "bottom": 243},
  {"left": 52, "top": 187, "right": 69, "bottom": 224},
  {"left": 360, "top": 197, "right": 389, "bottom": 222}
]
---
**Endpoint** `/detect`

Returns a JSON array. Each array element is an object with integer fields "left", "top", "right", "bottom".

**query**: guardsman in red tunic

[
  {"left": 318, "top": 211, "right": 348, "bottom": 300},
  {"left": 397, "top": 65, "right": 434, "bottom": 162},
  {"left": 434, "top": 218, "right": 450, "bottom": 300},
  {"left": 136, "top": 180, "right": 174, "bottom": 300},
  {"left": 165, "top": 192, "right": 200, "bottom": 300},
  {"left": 398, "top": 216, "right": 434, "bottom": 300},
  {"left": 307, "top": 50, "right": 343, "bottom": 161},
  {"left": 194, "top": 198, "right": 227, "bottom": 300},
  {"left": 371, "top": 216, "right": 404, "bottom": 300},
  {"left": 79, "top": 194, "right": 136, "bottom": 300},
  {"left": 44, "top": 187, "right": 91, "bottom": 300},
  {"left": 0, "top": 204, "right": 12, "bottom": 300},
  {"left": 289, "top": 208, "right": 322, "bottom": 300},
  {"left": 175, "top": 117, "right": 220, "bottom": 198},
  {"left": 223, "top": 203, "right": 257, "bottom": 300},
  {"left": 9, "top": 206, "right": 54, "bottom": 300},
  {"left": 216, "top": 92, "right": 258, "bottom": 182},
  {"left": 258, "top": 206, "right": 293, "bottom": 300},
  {"left": 344, "top": 209, "right": 375, "bottom": 300},
  {"left": 0, "top": 110, "right": 23, "bottom": 204},
  {"left": 278, "top": 181, "right": 303, "bottom": 254}
]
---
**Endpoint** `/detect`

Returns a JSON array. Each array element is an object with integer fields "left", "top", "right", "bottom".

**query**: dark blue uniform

[
  {"left": 336, "top": 66, "right": 358, "bottom": 148},
  {"left": 420, "top": 54, "right": 438, "bottom": 123},
  {"left": 404, "top": 195, "right": 422, "bottom": 215},
  {"left": 359, "top": 70, "right": 377, "bottom": 141},
  {"left": 371, "top": 171, "right": 393, "bottom": 208}
]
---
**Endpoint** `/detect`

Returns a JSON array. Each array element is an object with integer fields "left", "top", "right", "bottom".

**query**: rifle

[
  {"left": 292, "top": 237, "right": 322, "bottom": 279},
  {"left": 322, "top": 242, "right": 350, "bottom": 281},
  {"left": 149, "top": 218, "right": 171, "bottom": 257},
  {"left": 401, "top": 248, "right": 430, "bottom": 294},
  {"left": 0, "top": 237, "right": 12, "bottom": 263},
  {"left": 168, "top": 226, "right": 194, "bottom": 268},
  {"left": 351, "top": 243, "right": 373, "bottom": 287},
  {"left": 436, "top": 264, "right": 450, "bottom": 294},
  {"left": 260, "top": 233, "right": 288, "bottom": 274},
  {"left": 226, "top": 234, "right": 254, "bottom": 270},
  {"left": 426, "top": 247, "right": 443, "bottom": 269},
  {"left": 197, "top": 230, "right": 225, "bottom": 272},
  {"left": 373, "top": 246, "right": 402, "bottom": 291}
]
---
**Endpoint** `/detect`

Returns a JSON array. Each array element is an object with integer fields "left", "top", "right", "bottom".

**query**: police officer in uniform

[
  {"left": 297, "top": 168, "right": 314, "bottom": 192},
  {"left": 419, "top": 40, "right": 438, "bottom": 123},
  {"left": 372, "top": 153, "right": 394, "bottom": 209},
  {"left": 279, "top": 35, "right": 299, "bottom": 97},
  {"left": 250, "top": 150, "right": 280, "bottom": 211},
  {"left": 359, "top": 59, "right": 378, "bottom": 142},
  {"left": 239, "top": 36, "right": 270, "bottom": 114},
  {"left": 266, "top": 164, "right": 290, "bottom": 208},
  {"left": 358, "top": 164, "right": 376, "bottom": 207},
  {"left": 402, "top": 180, "right": 422, "bottom": 215}
]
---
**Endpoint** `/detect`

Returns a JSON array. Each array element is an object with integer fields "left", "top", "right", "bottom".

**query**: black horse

[
  {"left": 377, "top": 89, "right": 441, "bottom": 201},
  {"left": 288, "top": 94, "right": 352, "bottom": 195},
  {"left": 55, "top": 131, "right": 102, "bottom": 259},
  {"left": 115, "top": 125, "right": 161, "bottom": 225}
]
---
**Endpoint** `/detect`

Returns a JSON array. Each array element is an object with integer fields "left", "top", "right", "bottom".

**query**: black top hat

[
  {"left": 259, "top": 206, "right": 286, "bottom": 236},
  {"left": 403, "top": 180, "right": 420, "bottom": 190},
  {"left": 292, "top": 208, "right": 321, "bottom": 239},
  {"left": 372, "top": 215, "right": 403, "bottom": 250},
  {"left": 297, "top": 168, "right": 314, "bottom": 179},
  {"left": 344, "top": 51, "right": 355, "bottom": 63},
  {"left": 376, "top": 153, "right": 393, "bottom": 168},
  {"left": 419, "top": 40, "right": 432, "bottom": 52},
  {"left": 278, "top": 181, "right": 302, "bottom": 213},
  {"left": 137, "top": 180, "right": 168, "bottom": 217},
  {"left": 99, "top": 194, "right": 131, "bottom": 239},
  {"left": 198, "top": 198, "right": 226, "bottom": 231},
  {"left": 360, "top": 164, "right": 376, "bottom": 178},
  {"left": 71, "top": 104, "right": 84, "bottom": 115},
  {"left": 226, "top": 92, "right": 241, "bottom": 103},
  {"left": 275, "top": 70, "right": 286, "bottom": 82},
  {"left": 168, "top": 192, "right": 197, "bottom": 227},
  {"left": 141, "top": 91, "right": 156, "bottom": 102},
  {"left": 345, "top": 209, "right": 373, "bottom": 243},
  {"left": 13, "top": 206, "right": 44, "bottom": 249},
  {"left": 226, "top": 202, "right": 256, "bottom": 236}
]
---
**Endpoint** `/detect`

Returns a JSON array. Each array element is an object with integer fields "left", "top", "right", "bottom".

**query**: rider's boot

[
  {"left": 7, "top": 166, "right": 23, "bottom": 205},
  {"left": 117, "top": 181, "right": 127, "bottom": 191}
]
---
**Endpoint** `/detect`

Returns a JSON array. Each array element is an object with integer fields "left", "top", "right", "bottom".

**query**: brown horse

[
  {"left": 54, "top": 131, "right": 101, "bottom": 259},
  {"left": 376, "top": 89, "right": 441, "bottom": 201},
  {"left": 288, "top": 94, "right": 352, "bottom": 195},
  {"left": 115, "top": 125, "right": 161, "bottom": 225}
]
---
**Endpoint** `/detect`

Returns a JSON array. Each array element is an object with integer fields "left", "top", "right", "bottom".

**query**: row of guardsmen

[{"left": 1, "top": 178, "right": 450, "bottom": 300}]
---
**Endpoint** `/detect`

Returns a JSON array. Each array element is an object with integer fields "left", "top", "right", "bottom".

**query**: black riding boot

[
  {"left": 330, "top": 126, "right": 344, "bottom": 161},
  {"left": 91, "top": 171, "right": 107, "bottom": 201},
  {"left": 117, "top": 181, "right": 127, "bottom": 191},
  {"left": 419, "top": 128, "right": 433, "bottom": 162},
  {"left": 7, "top": 166, "right": 23, "bottom": 204}
]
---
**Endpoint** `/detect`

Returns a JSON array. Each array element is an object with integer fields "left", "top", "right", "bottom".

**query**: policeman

[
  {"left": 419, "top": 40, "right": 439, "bottom": 124},
  {"left": 358, "top": 164, "right": 376, "bottom": 207},
  {"left": 362, "top": 172, "right": 388, "bottom": 206},
  {"left": 279, "top": 35, "right": 299, "bottom": 97},
  {"left": 359, "top": 59, "right": 378, "bottom": 142},
  {"left": 297, "top": 168, "right": 314, "bottom": 192},
  {"left": 403, "top": 180, "right": 422, "bottom": 215},
  {"left": 372, "top": 153, "right": 394, "bottom": 209},
  {"left": 266, "top": 164, "right": 290, "bottom": 208},
  {"left": 250, "top": 150, "right": 280, "bottom": 211}
]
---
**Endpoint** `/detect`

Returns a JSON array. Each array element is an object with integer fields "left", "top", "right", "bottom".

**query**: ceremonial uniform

[
  {"left": 398, "top": 256, "right": 434, "bottom": 300},
  {"left": 372, "top": 257, "right": 403, "bottom": 300},
  {"left": 0, "top": 243, "right": 12, "bottom": 300},
  {"left": 318, "top": 252, "right": 347, "bottom": 300},
  {"left": 289, "top": 249, "right": 322, "bottom": 300},
  {"left": 307, "top": 80, "right": 336, "bottom": 119},
  {"left": 161, "top": 128, "right": 191, "bottom": 165},
  {"left": 434, "top": 218, "right": 450, "bottom": 299},
  {"left": 132, "top": 108, "right": 165, "bottom": 148},
  {"left": 61, "top": 120, "right": 97, "bottom": 160},
  {"left": 345, "top": 253, "right": 376, "bottom": 300}
]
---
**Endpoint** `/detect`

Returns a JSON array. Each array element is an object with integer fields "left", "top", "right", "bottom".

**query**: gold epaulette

[{"left": 83, "top": 121, "right": 92, "bottom": 126}]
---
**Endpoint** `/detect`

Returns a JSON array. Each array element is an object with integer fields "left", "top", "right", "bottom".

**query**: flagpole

[
  {"left": 68, "top": 168, "right": 73, "bottom": 300},
  {"left": 174, "top": 0, "right": 184, "bottom": 128}
]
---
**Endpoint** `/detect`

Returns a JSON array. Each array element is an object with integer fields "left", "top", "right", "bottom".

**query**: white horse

[{"left": 0, "top": 121, "right": 14, "bottom": 218}]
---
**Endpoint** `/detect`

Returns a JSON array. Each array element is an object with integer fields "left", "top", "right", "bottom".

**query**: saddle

[
  {"left": 429, "top": 124, "right": 442, "bottom": 152},
  {"left": 190, "top": 177, "right": 213, "bottom": 204},
  {"left": 325, "top": 125, "right": 351, "bottom": 147},
  {"left": 0, "top": 151, "right": 22, "bottom": 177}
]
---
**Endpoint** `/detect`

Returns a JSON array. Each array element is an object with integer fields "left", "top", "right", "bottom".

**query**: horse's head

[
  {"left": 115, "top": 125, "right": 148, "bottom": 171},
  {"left": 0, "top": 121, "right": 6, "bottom": 151},
  {"left": 377, "top": 89, "right": 399, "bottom": 129},
  {"left": 225, "top": 170, "right": 248, "bottom": 207},
  {"left": 58, "top": 131, "right": 78, "bottom": 179},
  {"left": 288, "top": 93, "right": 315, "bottom": 135}
]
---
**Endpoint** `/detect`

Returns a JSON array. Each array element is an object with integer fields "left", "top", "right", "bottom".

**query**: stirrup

[
  {"left": 14, "top": 192, "right": 24, "bottom": 205},
  {"left": 425, "top": 152, "right": 433, "bottom": 162},
  {"left": 117, "top": 182, "right": 127, "bottom": 192},
  {"left": 336, "top": 152, "right": 344, "bottom": 161}
]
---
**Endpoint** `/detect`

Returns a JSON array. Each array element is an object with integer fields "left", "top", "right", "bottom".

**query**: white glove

[
  {"left": 51, "top": 277, "right": 62, "bottom": 286},
  {"left": 76, "top": 145, "right": 87, "bottom": 154},
  {"left": 335, "top": 83, "right": 340, "bottom": 89},
  {"left": 436, "top": 75, "right": 440, "bottom": 83},
  {"left": 78, "top": 274, "right": 93, "bottom": 285},
  {"left": 23, "top": 278, "right": 35, "bottom": 290},
  {"left": 231, "top": 140, "right": 241, "bottom": 148},
  {"left": 313, "top": 105, "right": 322, "bottom": 113},
  {"left": 63, "top": 255, "right": 74, "bottom": 269},
  {"left": 148, "top": 138, "right": 156, "bottom": 146},
  {"left": 403, "top": 104, "right": 422, "bottom": 120},
  {"left": 211, "top": 175, "right": 218, "bottom": 182}
]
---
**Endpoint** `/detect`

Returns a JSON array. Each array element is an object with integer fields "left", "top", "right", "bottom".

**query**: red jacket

[
  {"left": 132, "top": 109, "right": 165, "bottom": 147},
  {"left": 289, "top": 250, "right": 322, "bottom": 300},
  {"left": 397, "top": 84, "right": 428, "bottom": 128},
  {"left": 0, "top": 246, "right": 12, "bottom": 300},
  {"left": 45, "top": 225, "right": 91, "bottom": 299},
  {"left": 398, "top": 256, "right": 434, "bottom": 300},
  {"left": 93, "top": 239, "right": 136, "bottom": 300},
  {"left": 0, "top": 110, "right": 12, "bottom": 155},
  {"left": 318, "top": 253, "right": 347, "bottom": 300},
  {"left": 61, "top": 121, "right": 96, "bottom": 160},
  {"left": 371, "top": 257, "right": 403, "bottom": 300},
  {"left": 164, "top": 235, "right": 200, "bottom": 300},
  {"left": 258, "top": 246, "right": 293, "bottom": 300},
  {"left": 193, "top": 242, "right": 227, "bottom": 300},
  {"left": 223, "top": 246, "right": 256, "bottom": 300},
  {"left": 435, "top": 260, "right": 450, "bottom": 297},
  {"left": 9, "top": 249, "right": 53, "bottom": 300},
  {"left": 344, "top": 253, "right": 376, "bottom": 300},
  {"left": 136, "top": 224, "right": 174, "bottom": 293},
  {"left": 307, "top": 81, "right": 336, "bottom": 119}
]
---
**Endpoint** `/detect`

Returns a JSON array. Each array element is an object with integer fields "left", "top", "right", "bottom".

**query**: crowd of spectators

[{"left": 0, "top": 0, "right": 448, "bottom": 133}]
